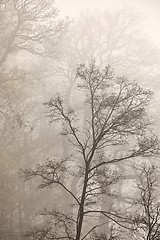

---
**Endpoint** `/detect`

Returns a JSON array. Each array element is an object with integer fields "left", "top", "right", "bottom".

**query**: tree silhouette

[{"left": 23, "top": 61, "right": 159, "bottom": 240}]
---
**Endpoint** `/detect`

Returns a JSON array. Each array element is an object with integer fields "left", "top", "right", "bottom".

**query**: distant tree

[
  {"left": 23, "top": 61, "right": 159, "bottom": 240},
  {"left": 0, "top": 0, "right": 68, "bottom": 66},
  {"left": 0, "top": 0, "right": 68, "bottom": 239},
  {"left": 0, "top": 0, "right": 68, "bottom": 128}
]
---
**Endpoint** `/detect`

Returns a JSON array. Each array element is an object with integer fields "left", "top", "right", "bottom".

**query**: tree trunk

[{"left": 76, "top": 165, "right": 89, "bottom": 240}]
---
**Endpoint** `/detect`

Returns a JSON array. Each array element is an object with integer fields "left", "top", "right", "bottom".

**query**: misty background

[{"left": 1, "top": 0, "right": 160, "bottom": 240}]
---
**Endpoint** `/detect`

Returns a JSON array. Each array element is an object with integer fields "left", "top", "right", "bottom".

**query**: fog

[
  {"left": 1, "top": 1, "right": 160, "bottom": 240},
  {"left": 57, "top": 0, "right": 160, "bottom": 46}
]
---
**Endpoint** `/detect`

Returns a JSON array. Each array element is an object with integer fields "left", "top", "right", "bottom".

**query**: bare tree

[
  {"left": 54, "top": 10, "right": 160, "bottom": 234},
  {"left": 122, "top": 163, "right": 160, "bottom": 240},
  {"left": 23, "top": 61, "right": 159, "bottom": 240}
]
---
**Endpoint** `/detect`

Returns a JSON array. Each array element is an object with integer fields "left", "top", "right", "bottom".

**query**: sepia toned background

[{"left": 1, "top": 1, "right": 160, "bottom": 240}]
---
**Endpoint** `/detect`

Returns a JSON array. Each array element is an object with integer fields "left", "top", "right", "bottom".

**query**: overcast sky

[{"left": 56, "top": 0, "right": 160, "bottom": 46}]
